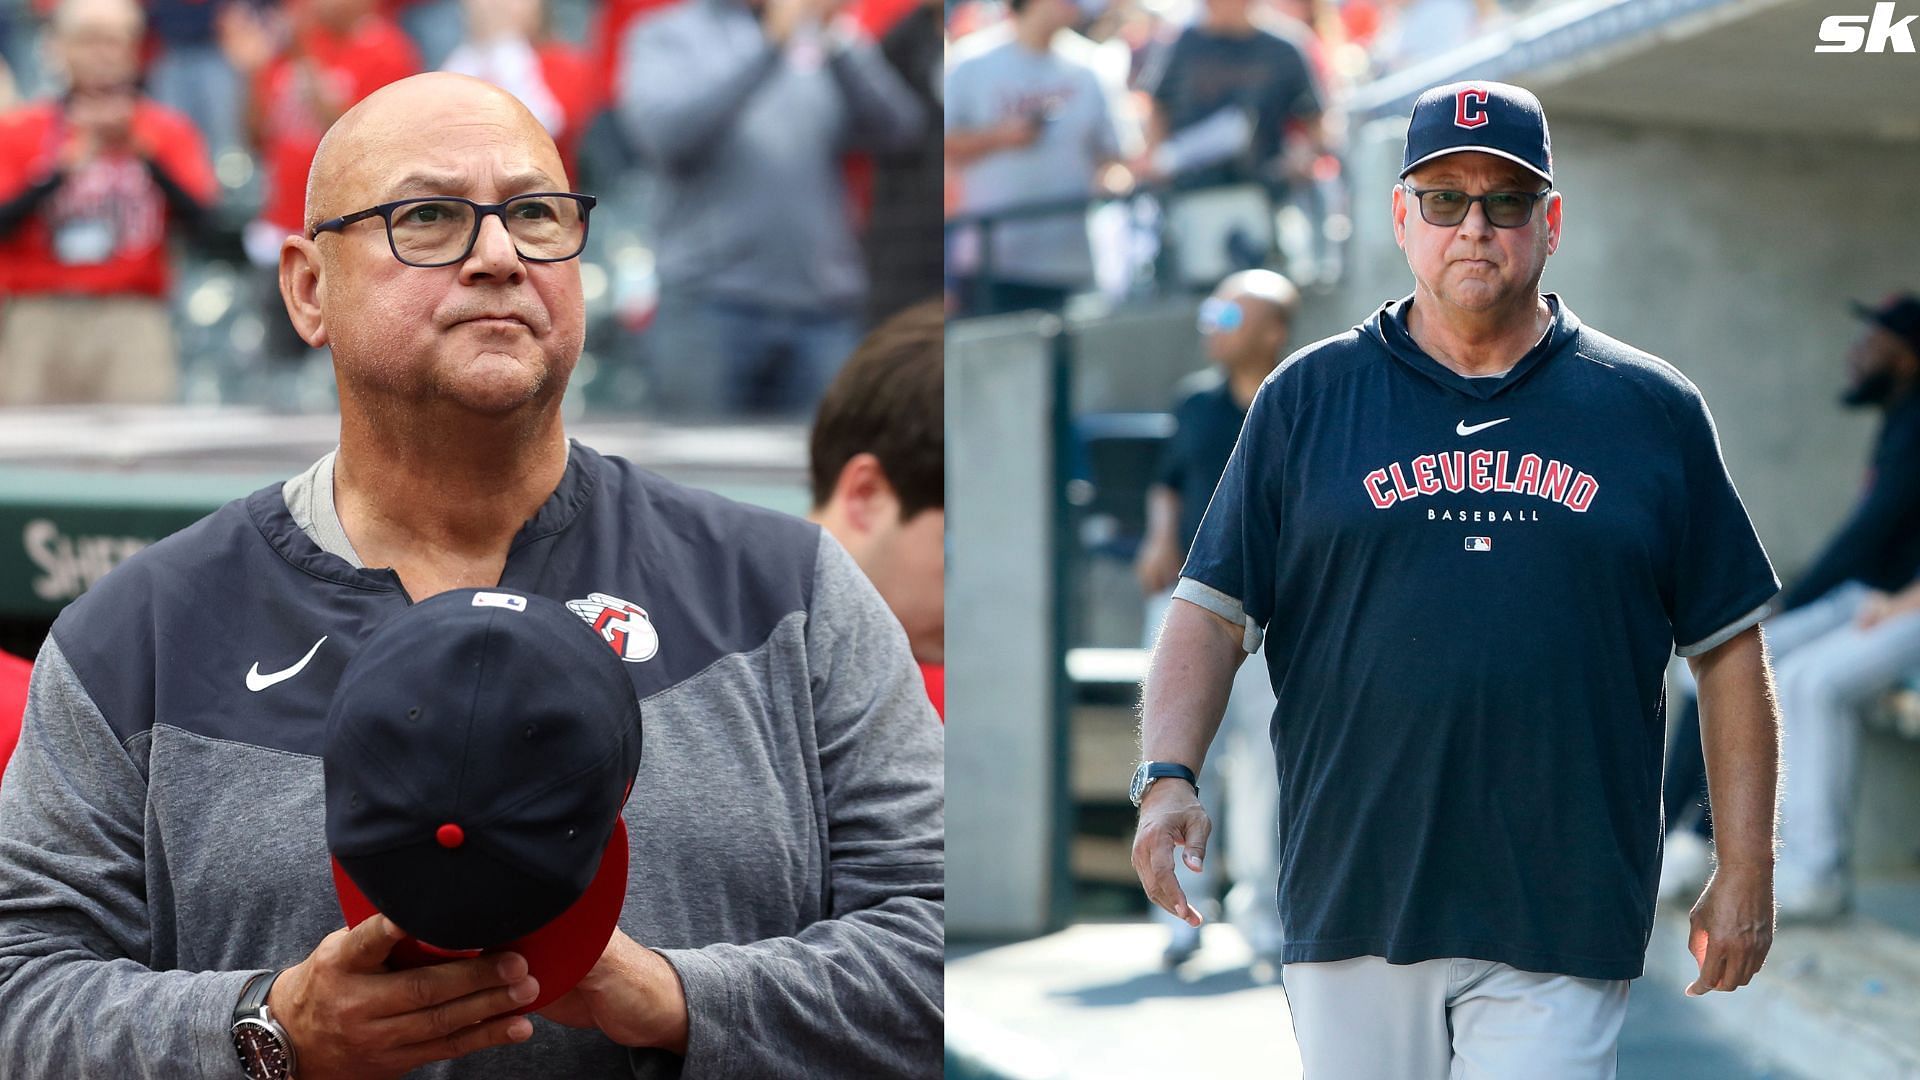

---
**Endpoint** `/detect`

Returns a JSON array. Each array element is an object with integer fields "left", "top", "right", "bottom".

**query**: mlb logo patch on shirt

[{"left": 1465, "top": 536, "right": 1492, "bottom": 552}]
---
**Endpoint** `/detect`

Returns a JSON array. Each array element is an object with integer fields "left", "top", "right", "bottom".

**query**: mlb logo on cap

[
  {"left": 1465, "top": 536, "right": 1493, "bottom": 552},
  {"left": 1402, "top": 81, "right": 1553, "bottom": 184},
  {"left": 323, "top": 588, "right": 644, "bottom": 1014}
]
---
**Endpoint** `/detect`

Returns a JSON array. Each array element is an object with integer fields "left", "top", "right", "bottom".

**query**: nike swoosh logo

[
  {"left": 246, "top": 636, "right": 328, "bottom": 692},
  {"left": 1456, "top": 418, "right": 1512, "bottom": 437}
]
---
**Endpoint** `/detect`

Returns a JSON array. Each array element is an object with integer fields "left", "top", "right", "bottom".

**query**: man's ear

[
  {"left": 830, "top": 453, "right": 899, "bottom": 536},
  {"left": 280, "top": 235, "right": 330, "bottom": 347},
  {"left": 1390, "top": 182, "right": 1409, "bottom": 251}
]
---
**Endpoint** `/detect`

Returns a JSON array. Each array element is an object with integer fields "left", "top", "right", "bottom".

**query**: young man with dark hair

[{"left": 809, "top": 299, "right": 945, "bottom": 715}]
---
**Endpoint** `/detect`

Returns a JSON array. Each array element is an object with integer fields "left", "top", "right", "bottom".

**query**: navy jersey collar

[
  {"left": 246, "top": 439, "right": 603, "bottom": 595},
  {"left": 1368, "top": 293, "right": 1581, "bottom": 401}
]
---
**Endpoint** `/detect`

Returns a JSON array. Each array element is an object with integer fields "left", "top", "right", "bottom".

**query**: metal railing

[{"left": 944, "top": 171, "right": 1352, "bottom": 316}]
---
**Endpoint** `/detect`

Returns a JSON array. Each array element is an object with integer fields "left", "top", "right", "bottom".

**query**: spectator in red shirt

[
  {"left": 0, "top": 0, "right": 215, "bottom": 404},
  {"left": 220, "top": 0, "right": 418, "bottom": 368},
  {"left": 0, "top": 648, "right": 30, "bottom": 783},
  {"left": 807, "top": 300, "right": 945, "bottom": 720},
  {"left": 441, "top": 0, "right": 598, "bottom": 179}
]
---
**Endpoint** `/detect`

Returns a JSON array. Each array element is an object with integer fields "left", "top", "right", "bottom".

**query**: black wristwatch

[
  {"left": 1130, "top": 761, "right": 1199, "bottom": 807},
  {"left": 231, "top": 970, "right": 297, "bottom": 1080}
]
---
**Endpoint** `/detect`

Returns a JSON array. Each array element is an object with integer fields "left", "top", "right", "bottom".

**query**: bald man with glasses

[
  {"left": 0, "top": 72, "right": 944, "bottom": 1080},
  {"left": 1131, "top": 81, "right": 1781, "bottom": 1078}
]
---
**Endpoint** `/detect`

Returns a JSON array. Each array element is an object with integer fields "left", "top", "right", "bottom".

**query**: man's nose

[
  {"left": 460, "top": 213, "right": 526, "bottom": 282},
  {"left": 1457, "top": 200, "right": 1496, "bottom": 237}
]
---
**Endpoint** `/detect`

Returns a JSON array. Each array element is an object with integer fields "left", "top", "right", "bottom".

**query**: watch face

[
  {"left": 1129, "top": 762, "right": 1150, "bottom": 806},
  {"left": 232, "top": 1019, "right": 293, "bottom": 1080}
]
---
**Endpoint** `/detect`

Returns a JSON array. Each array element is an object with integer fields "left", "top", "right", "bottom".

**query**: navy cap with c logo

[{"left": 1401, "top": 80, "right": 1552, "bottom": 185}]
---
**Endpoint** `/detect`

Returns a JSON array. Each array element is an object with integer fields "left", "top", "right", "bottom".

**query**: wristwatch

[
  {"left": 1130, "top": 761, "right": 1199, "bottom": 807},
  {"left": 231, "top": 970, "right": 297, "bottom": 1080}
]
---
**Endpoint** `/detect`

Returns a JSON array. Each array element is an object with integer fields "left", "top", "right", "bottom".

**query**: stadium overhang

[{"left": 1352, "top": 0, "right": 1920, "bottom": 143}]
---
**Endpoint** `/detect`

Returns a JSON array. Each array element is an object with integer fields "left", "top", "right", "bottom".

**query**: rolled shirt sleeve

[{"left": 1177, "top": 373, "right": 1287, "bottom": 654}]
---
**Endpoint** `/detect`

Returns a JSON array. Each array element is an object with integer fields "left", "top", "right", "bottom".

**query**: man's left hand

[
  {"left": 1685, "top": 862, "right": 1774, "bottom": 996},
  {"left": 537, "top": 930, "right": 691, "bottom": 1054}
]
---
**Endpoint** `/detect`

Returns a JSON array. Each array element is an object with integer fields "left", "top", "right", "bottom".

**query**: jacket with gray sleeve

[{"left": 0, "top": 441, "right": 945, "bottom": 1078}]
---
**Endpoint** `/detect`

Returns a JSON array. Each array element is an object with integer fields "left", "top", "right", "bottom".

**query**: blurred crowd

[
  {"left": 939, "top": 0, "right": 1563, "bottom": 316},
  {"left": 0, "top": 0, "right": 1570, "bottom": 414},
  {"left": 0, "top": 0, "right": 945, "bottom": 416}
]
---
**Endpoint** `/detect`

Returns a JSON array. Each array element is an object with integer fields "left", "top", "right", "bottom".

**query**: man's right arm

[
  {"left": 1132, "top": 370, "right": 1284, "bottom": 925},
  {"left": 1130, "top": 593, "right": 1247, "bottom": 925},
  {"left": 0, "top": 639, "right": 535, "bottom": 1079},
  {"left": 0, "top": 639, "right": 263, "bottom": 1078}
]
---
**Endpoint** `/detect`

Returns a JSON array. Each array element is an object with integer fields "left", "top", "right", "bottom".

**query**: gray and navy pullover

[{"left": 0, "top": 441, "right": 944, "bottom": 1078}]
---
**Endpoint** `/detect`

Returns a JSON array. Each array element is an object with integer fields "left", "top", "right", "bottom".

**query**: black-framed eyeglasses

[
  {"left": 1402, "top": 185, "right": 1551, "bottom": 229},
  {"left": 308, "top": 192, "right": 598, "bottom": 267}
]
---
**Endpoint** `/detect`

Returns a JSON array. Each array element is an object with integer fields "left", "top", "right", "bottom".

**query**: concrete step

[{"left": 1643, "top": 901, "right": 1920, "bottom": 1080}]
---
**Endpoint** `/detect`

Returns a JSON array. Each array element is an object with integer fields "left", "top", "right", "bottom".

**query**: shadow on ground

[{"left": 1049, "top": 963, "right": 1274, "bottom": 1007}]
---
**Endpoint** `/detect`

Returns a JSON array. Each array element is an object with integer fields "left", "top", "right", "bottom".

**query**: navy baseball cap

[
  {"left": 1401, "top": 81, "right": 1552, "bottom": 185},
  {"left": 324, "top": 588, "right": 643, "bottom": 1014},
  {"left": 1853, "top": 293, "right": 1920, "bottom": 357}
]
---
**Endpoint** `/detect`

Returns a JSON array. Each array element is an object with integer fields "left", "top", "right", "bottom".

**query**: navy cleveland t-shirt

[{"left": 1177, "top": 295, "right": 1778, "bottom": 980}]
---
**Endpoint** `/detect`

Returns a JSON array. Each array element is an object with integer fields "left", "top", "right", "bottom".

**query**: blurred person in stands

[
  {"left": 945, "top": 0, "right": 1134, "bottom": 317},
  {"left": 588, "top": 0, "right": 673, "bottom": 121},
  {"left": 1134, "top": 269, "right": 1294, "bottom": 969},
  {"left": 221, "top": 0, "right": 418, "bottom": 378},
  {"left": 392, "top": 0, "right": 465, "bottom": 69},
  {"left": 0, "top": 648, "right": 28, "bottom": 782},
  {"left": 1660, "top": 295, "right": 1920, "bottom": 920},
  {"left": 0, "top": 0, "right": 32, "bottom": 104},
  {"left": 146, "top": 0, "right": 243, "bottom": 157},
  {"left": 809, "top": 299, "right": 945, "bottom": 718},
  {"left": 0, "top": 44, "right": 18, "bottom": 109},
  {"left": 441, "top": 0, "right": 598, "bottom": 180},
  {"left": 1134, "top": 0, "right": 1324, "bottom": 193},
  {"left": 1370, "top": 0, "right": 1484, "bottom": 74},
  {"left": 0, "top": 0, "right": 215, "bottom": 404},
  {"left": 617, "top": 0, "right": 924, "bottom": 418},
  {"left": 863, "top": 0, "right": 942, "bottom": 325}
]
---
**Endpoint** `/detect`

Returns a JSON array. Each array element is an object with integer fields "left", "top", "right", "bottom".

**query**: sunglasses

[
  {"left": 1402, "top": 185, "right": 1552, "bottom": 229},
  {"left": 1198, "top": 297, "right": 1245, "bottom": 336}
]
